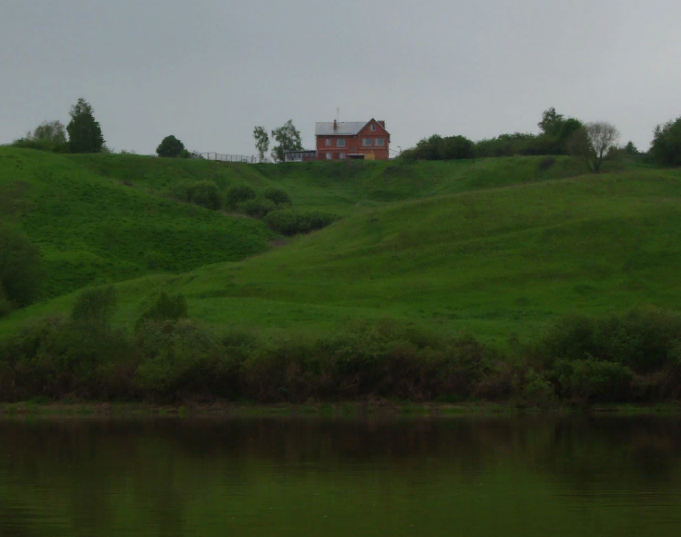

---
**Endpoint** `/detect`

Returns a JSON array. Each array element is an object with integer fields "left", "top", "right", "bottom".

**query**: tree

[
  {"left": 567, "top": 121, "right": 621, "bottom": 173},
  {"left": 156, "top": 135, "right": 186, "bottom": 158},
  {"left": 253, "top": 126, "right": 270, "bottom": 162},
  {"left": 29, "top": 120, "right": 67, "bottom": 144},
  {"left": 650, "top": 116, "right": 681, "bottom": 167},
  {"left": 0, "top": 225, "right": 43, "bottom": 308},
  {"left": 67, "top": 98, "right": 105, "bottom": 153},
  {"left": 624, "top": 141, "right": 639, "bottom": 155},
  {"left": 271, "top": 120, "right": 303, "bottom": 163},
  {"left": 538, "top": 107, "right": 565, "bottom": 136}
]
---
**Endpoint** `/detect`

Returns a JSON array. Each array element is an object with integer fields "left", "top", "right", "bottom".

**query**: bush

[
  {"left": 165, "top": 181, "right": 221, "bottom": 210},
  {"left": 650, "top": 116, "right": 681, "bottom": 167},
  {"left": 0, "top": 314, "right": 132, "bottom": 400},
  {"left": 538, "top": 157, "right": 556, "bottom": 171},
  {"left": 0, "top": 286, "right": 12, "bottom": 318},
  {"left": 552, "top": 359, "right": 633, "bottom": 403},
  {"left": 135, "top": 292, "right": 189, "bottom": 331},
  {"left": 11, "top": 138, "right": 57, "bottom": 152},
  {"left": 264, "top": 209, "right": 340, "bottom": 236},
  {"left": 239, "top": 197, "right": 276, "bottom": 218},
  {"left": 132, "top": 319, "right": 230, "bottom": 400},
  {"left": 400, "top": 134, "right": 475, "bottom": 161},
  {"left": 186, "top": 181, "right": 221, "bottom": 210},
  {"left": 226, "top": 184, "right": 257, "bottom": 207},
  {"left": 156, "top": 135, "right": 186, "bottom": 158},
  {"left": 538, "top": 307, "right": 681, "bottom": 375},
  {"left": 70, "top": 285, "right": 117, "bottom": 328},
  {"left": 0, "top": 225, "right": 43, "bottom": 307},
  {"left": 262, "top": 187, "right": 292, "bottom": 205}
]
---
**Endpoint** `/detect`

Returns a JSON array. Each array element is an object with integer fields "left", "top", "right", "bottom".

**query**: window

[
  {"left": 336, "top": 138, "right": 346, "bottom": 147},
  {"left": 362, "top": 138, "right": 372, "bottom": 146},
  {"left": 326, "top": 152, "right": 332, "bottom": 159},
  {"left": 370, "top": 124, "right": 376, "bottom": 131},
  {"left": 375, "top": 138, "right": 385, "bottom": 146},
  {"left": 339, "top": 152, "right": 345, "bottom": 159},
  {"left": 325, "top": 138, "right": 332, "bottom": 146}
]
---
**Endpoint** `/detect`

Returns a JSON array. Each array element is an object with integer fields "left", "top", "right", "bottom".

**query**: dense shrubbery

[
  {"left": 226, "top": 184, "right": 257, "bottom": 207},
  {"left": 650, "top": 116, "right": 681, "bottom": 167},
  {"left": 400, "top": 135, "right": 475, "bottom": 161},
  {"left": 239, "top": 197, "right": 277, "bottom": 218},
  {"left": 264, "top": 209, "right": 340, "bottom": 236},
  {"left": 162, "top": 178, "right": 334, "bottom": 235},
  {"left": 400, "top": 108, "right": 585, "bottom": 161},
  {"left": 0, "top": 226, "right": 43, "bottom": 309},
  {"left": 135, "top": 292, "right": 189, "bottom": 331},
  {"left": 2, "top": 302, "right": 680, "bottom": 404},
  {"left": 262, "top": 187, "right": 292, "bottom": 205},
  {"left": 166, "top": 180, "right": 222, "bottom": 210},
  {"left": 71, "top": 285, "right": 117, "bottom": 328}
]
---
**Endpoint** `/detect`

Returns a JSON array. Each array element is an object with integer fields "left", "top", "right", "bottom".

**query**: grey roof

[{"left": 315, "top": 121, "right": 367, "bottom": 136}]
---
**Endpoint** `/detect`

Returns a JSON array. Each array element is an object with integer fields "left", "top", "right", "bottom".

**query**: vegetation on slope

[
  {"left": 3, "top": 150, "right": 681, "bottom": 405},
  {"left": 0, "top": 148, "right": 272, "bottom": 300}
]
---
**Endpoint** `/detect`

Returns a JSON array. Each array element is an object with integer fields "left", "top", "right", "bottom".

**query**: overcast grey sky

[{"left": 2, "top": 0, "right": 680, "bottom": 156}]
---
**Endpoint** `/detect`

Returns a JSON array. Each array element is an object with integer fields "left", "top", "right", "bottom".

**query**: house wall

[{"left": 315, "top": 120, "right": 390, "bottom": 160}]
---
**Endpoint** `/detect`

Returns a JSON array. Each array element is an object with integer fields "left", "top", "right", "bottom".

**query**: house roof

[{"left": 315, "top": 119, "right": 389, "bottom": 136}]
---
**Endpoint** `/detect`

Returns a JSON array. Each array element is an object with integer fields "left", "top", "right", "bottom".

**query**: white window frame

[
  {"left": 326, "top": 152, "right": 332, "bottom": 160},
  {"left": 362, "top": 138, "right": 372, "bottom": 146},
  {"left": 375, "top": 138, "right": 385, "bottom": 146},
  {"left": 336, "top": 138, "right": 346, "bottom": 147},
  {"left": 370, "top": 124, "right": 376, "bottom": 131},
  {"left": 325, "top": 138, "right": 332, "bottom": 146},
  {"left": 339, "top": 152, "right": 345, "bottom": 159}
]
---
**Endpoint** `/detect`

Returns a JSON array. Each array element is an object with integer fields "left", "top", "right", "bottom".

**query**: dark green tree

[
  {"left": 538, "top": 107, "right": 565, "bottom": 136},
  {"left": 650, "top": 116, "right": 681, "bottom": 167},
  {"left": 271, "top": 120, "right": 303, "bottom": 163},
  {"left": 253, "top": 126, "right": 270, "bottom": 162},
  {"left": 66, "top": 98, "right": 105, "bottom": 153},
  {"left": 156, "top": 135, "right": 186, "bottom": 158},
  {"left": 0, "top": 225, "right": 43, "bottom": 307},
  {"left": 624, "top": 141, "right": 638, "bottom": 155}
]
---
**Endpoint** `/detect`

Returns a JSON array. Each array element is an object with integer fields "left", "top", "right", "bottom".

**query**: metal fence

[{"left": 197, "top": 152, "right": 258, "bottom": 163}]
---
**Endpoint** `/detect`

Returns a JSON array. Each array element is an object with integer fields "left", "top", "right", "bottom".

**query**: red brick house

[{"left": 315, "top": 119, "right": 390, "bottom": 160}]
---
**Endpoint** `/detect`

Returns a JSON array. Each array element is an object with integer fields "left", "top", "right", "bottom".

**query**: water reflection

[{"left": 1, "top": 416, "right": 681, "bottom": 536}]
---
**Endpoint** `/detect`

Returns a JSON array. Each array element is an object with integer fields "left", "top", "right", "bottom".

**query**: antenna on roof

[{"left": 336, "top": 106, "right": 340, "bottom": 123}]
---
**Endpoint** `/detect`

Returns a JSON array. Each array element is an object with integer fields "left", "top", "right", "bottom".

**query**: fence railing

[{"left": 197, "top": 152, "right": 257, "bottom": 163}]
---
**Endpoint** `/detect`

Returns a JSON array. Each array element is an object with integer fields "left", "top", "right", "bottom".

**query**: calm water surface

[{"left": 1, "top": 415, "right": 681, "bottom": 536}]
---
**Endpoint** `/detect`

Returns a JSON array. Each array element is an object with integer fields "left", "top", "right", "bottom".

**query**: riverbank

[{"left": 2, "top": 400, "right": 681, "bottom": 418}]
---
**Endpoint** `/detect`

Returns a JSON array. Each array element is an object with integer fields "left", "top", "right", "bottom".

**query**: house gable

[{"left": 357, "top": 119, "right": 390, "bottom": 138}]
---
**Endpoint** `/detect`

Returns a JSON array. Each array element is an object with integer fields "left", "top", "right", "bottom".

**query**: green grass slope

[
  {"left": 0, "top": 148, "right": 272, "bottom": 299},
  {"left": 4, "top": 165, "right": 681, "bottom": 344},
  {"left": 68, "top": 153, "right": 605, "bottom": 214}
]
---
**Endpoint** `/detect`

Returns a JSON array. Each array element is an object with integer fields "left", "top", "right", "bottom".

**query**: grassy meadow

[{"left": 2, "top": 147, "right": 681, "bottom": 404}]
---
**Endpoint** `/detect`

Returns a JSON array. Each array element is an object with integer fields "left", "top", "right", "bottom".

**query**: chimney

[{"left": 333, "top": 119, "right": 337, "bottom": 131}]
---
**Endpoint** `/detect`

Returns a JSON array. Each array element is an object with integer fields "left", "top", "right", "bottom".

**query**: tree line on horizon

[
  {"left": 400, "top": 107, "right": 681, "bottom": 172},
  {"left": 7, "top": 100, "right": 681, "bottom": 169}
]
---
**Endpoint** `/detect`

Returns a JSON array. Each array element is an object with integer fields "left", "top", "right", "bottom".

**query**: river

[{"left": 1, "top": 415, "right": 680, "bottom": 535}]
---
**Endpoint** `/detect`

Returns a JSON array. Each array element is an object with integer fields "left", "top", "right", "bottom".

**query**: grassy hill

[
  {"left": 67, "top": 152, "right": 604, "bottom": 214},
  {"left": 2, "top": 149, "right": 679, "bottom": 345},
  {"left": 0, "top": 148, "right": 273, "bottom": 299}
]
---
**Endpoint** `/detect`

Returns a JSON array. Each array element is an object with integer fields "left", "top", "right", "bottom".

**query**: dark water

[{"left": 1, "top": 416, "right": 681, "bottom": 536}]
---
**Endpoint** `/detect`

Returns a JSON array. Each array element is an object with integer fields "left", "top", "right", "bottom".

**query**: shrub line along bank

[{"left": 1, "top": 288, "right": 680, "bottom": 406}]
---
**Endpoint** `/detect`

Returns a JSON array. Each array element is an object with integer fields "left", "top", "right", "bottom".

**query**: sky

[{"left": 2, "top": 0, "right": 680, "bottom": 157}]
